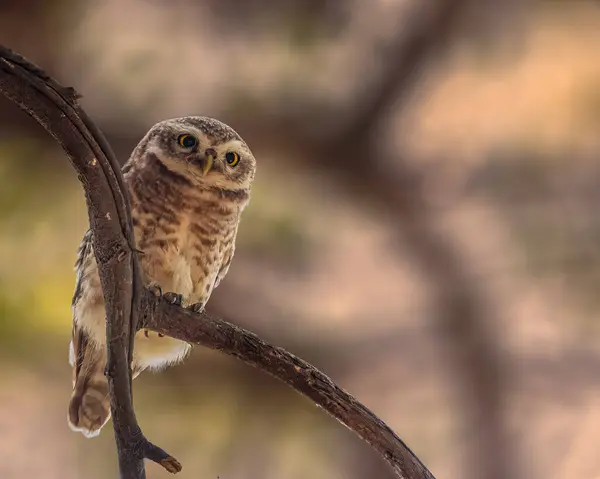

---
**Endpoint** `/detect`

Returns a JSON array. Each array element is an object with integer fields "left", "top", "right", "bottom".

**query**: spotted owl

[{"left": 67, "top": 116, "right": 256, "bottom": 437}]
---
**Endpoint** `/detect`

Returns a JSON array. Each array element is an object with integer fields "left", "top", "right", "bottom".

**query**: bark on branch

[
  {"left": 0, "top": 44, "right": 177, "bottom": 478},
  {"left": 0, "top": 46, "right": 436, "bottom": 479}
]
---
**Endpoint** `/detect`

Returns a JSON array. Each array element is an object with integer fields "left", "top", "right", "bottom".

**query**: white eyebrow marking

[{"left": 215, "top": 139, "right": 245, "bottom": 152}]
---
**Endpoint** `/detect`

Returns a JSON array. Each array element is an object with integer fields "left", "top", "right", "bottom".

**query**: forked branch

[
  {"left": 0, "top": 45, "right": 175, "bottom": 478},
  {"left": 0, "top": 45, "right": 435, "bottom": 479}
]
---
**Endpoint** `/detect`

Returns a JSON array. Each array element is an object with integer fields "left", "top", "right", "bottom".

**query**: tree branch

[
  {"left": 141, "top": 289, "right": 434, "bottom": 479},
  {"left": 0, "top": 45, "right": 178, "bottom": 478},
  {"left": 0, "top": 45, "right": 436, "bottom": 479},
  {"left": 339, "top": 0, "right": 473, "bottom": 143}
]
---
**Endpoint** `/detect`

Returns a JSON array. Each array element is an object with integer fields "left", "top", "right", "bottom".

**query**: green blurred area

[{"left": 0, "top": 130, "right": 335, "bottom": 479}]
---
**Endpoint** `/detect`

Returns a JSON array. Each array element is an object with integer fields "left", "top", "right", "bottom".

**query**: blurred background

[{"left": 0, "top": 0, "right": 599, "bottom": 478}]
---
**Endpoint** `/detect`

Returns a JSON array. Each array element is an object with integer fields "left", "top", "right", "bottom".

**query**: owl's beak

[
  {"left": 202, "top": 155, "right": 214, "bottom": 176},
  {"left": 201, "top": 148, "right": 216, "bottom": 176}
]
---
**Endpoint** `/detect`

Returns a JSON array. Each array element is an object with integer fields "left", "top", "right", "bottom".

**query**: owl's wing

[
  {"left": 70, "top": 228, "right": 94, "bottom": 379},
  {"left": 72, "top": 229, "right": 93, "bottom": 308},
  {"left": 68, "top": 229, "right": 113, "bottom": 437},
  {"left": 69, "top": 321, "right": 88, "bottom": 381},
  {"left": 213, "top": 243, "right": 235, "bottom": 290},
  {"left": 69, "top": 229, "right": 94, "bottom": 381}
]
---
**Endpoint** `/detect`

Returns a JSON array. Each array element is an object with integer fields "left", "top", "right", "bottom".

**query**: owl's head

[{"left": 135, "top": 116, "right": 256, "bottom": 191}]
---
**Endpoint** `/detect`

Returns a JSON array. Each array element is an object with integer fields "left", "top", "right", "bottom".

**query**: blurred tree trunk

[{"left": 237, "top": 1, "right": 521, "bottom": 478}]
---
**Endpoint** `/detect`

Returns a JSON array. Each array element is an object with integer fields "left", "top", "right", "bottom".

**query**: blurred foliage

[
  {"left": 238, "top": 177, "right": 314, "bottom": 271},
  {"left": 0, "top": 287, "right": 31, "bottom": 354},
  {"left": 0, "top": 137, "right": 70, "bottom": 221},
  {"left": 467, "top": 146, "right": 600, "bottom": 315},
  {"left": 194, "top": 0, "right": 350, "bottom": 44}
]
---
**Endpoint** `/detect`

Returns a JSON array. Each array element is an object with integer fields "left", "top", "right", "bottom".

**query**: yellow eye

[
  {"left": 177, "top": 134, "right": 197, "bottom": 149},
  {"left": 225, "top": 151, "right": 240, "bottom": 167}
]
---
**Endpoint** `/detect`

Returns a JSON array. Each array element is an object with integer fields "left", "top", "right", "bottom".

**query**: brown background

[{"left": 1, "top": 1, "right": 599, "bottom": 478}]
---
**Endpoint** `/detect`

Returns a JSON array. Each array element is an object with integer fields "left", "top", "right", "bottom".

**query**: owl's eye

[
  {"left": 177, "top": 134, "right": 197, "bottom": 149},
  {"left": 225, "top": 151, "right": 240, "bottom": 167}
]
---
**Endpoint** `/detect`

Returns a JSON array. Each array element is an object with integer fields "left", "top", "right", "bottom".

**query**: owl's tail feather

[{"left": 67, "top": 326, "right": 111, "bottom": 438}]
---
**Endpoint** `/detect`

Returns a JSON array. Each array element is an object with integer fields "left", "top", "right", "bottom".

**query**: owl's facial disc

[{"left": 143, "top": 122, "right": 255, "bottom": 190}]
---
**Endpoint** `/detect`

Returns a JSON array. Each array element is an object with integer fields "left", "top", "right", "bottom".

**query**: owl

[{"left": 67, "top": 116, "right": 256, "bottom": 438}]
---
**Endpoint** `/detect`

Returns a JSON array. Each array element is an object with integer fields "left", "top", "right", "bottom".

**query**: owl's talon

[
  {"left": 144, "top": 329, "right": 150, "bottom": 338},
  {"left": 148, "top": 284, "right": 163, "bottom": 297},
  {"left": 163, "top": 292, "right": 183, "bottom": 306},
  {"left": 188, "top": 302, "right": 205, "bottom": 313}
]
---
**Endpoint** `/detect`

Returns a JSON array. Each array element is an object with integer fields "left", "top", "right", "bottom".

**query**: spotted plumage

[{"left": 67, "top": 116, "right": 256, "bottom": 437}]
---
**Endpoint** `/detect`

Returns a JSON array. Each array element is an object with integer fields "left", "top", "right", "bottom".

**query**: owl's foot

[
  {"left": 163, "top": 292, "right": 184, "bottom": 306},
  {"left": 144, "top": 290, "right": 182, "bottom": 339},
  {"left": 148, "top": 283, "right": 163, "bottom": 297},
  {"left": 143, "top": 329, "right": 164, "bottom": 338},
  {"left": 187, "top": 302, "right": 205, "bottom": 313},
  {"left": 147, "top": 286, "right": 184, "bottom": 308}
]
